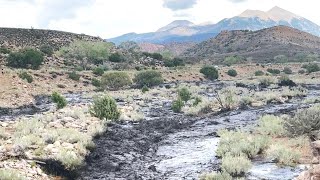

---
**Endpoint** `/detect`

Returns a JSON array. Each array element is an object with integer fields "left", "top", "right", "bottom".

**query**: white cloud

[{"left": 0, "top": 0, "right": 318, "bottom": 38}]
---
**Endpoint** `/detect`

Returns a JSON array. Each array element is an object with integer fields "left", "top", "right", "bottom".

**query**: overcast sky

[{"left": 0, "top": 0, "right": 319, "bottom": 38}]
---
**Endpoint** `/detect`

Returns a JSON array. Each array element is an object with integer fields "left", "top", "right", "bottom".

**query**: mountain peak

[
  {"left": 238, "top": 6, "right": 301, "bottom": 22},
  {"left": 157, "top": 20, "right": 194, "bottom": 32}
]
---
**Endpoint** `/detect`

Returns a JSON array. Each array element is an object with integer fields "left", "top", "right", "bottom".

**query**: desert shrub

[
  {"left": 151, "top": 53, "right": 163, "bottom": 60},
  {"left": 266, "top": 144, "right": 301, "bottom": 166},
  {"left": 101, "top": 72, "right": 132, "bottom": 90},
  {"left": 200, "top": 66, "right": 218, "bottom": 80},
  {"left": 0, "top": 168, "right": 25, "bottom": 180},
  {"left": 51, "top": 92, "right": 67, "bottom": 109},
  {"left": 91, "top": 78, "right": 101, "bottom": 87},
  {"left": 0, "top": 47, "right": 10, "bottom": 54},
  {"left": 178, "top": 87, "right": 191, "bottom": 102},
  {"left": 133, "top": 70, "right": 163, "bottom": 88},
  {"left": 172, "top": 98, "right": 184, "bottom": 113},
  {"left": 109, "top": 52, "right": 125, "bottom": 62},
  {"left": 284, "top": 105, "right": 320, "bottom": 137},
  {"left": 141, "top": 85, "right": 149, "bottom": 93},
  {"left": 259, "top": 77, "right": 274, "bottom": 87},
  {"left": 164, "top": 58, "right": 185, "bottom": 67},
  {"left": 7, "top": 48, "right": 44, "bottom": 69},
  {"left": 255, "top": 70, "right": 264, "bottom": 76},
  {"left": 92, "top": 67, "right": 105, "bottom": 76},
  {"left": 239, "top": 96, "right": 253, "bottom": 107},
  {"left": 283, "top": 67, "right": 292, "bottom": 74},
  {"left": 223, "top": 56, "right": 244, "bottom": 66},
  {"left": 193, "top": 96, "right": 202, "bottom": 106},
  {"left": 68, "top": 71, "right": 80, "bottom": 81},
  {"left": 56, "top": 149, "right": 83, "bottom": 170},
  {"left": 256, "top": 115, "right": 285, "bottom": 137},
  {"left": 302, "top": 63, "right": 320, "bottom": 73},
  {"left": 267, "top": 68, "right": 280, "bottom": 75},
  {"left": 278, "top": 76, "right": 296, "bottom": 87},
  {"left": 90, "top": 95, "right": 120, "bottom": 121},
  {"left": 18, "top": 71, "right": 33, "bottom": 83},
  {"left": 221, "top": 154, "right": 252, "bottom": 177},
  {"left": 274, "top": 55, "right": 288, "bottom": 63},
  {"left": 39, "top": 44, "right": 54, "bottom": 56},
  {"left": 199, "top": 172, "right": 232, "bottom": 180},
  {"left": 298, "top": 69, "right": 305, "bottom": 74},
  {"left": 59, "top": 40, "right": 112, "bottom": 67},
  {"left": 227, "top": 69, "right": 237, "bottom": 77}
]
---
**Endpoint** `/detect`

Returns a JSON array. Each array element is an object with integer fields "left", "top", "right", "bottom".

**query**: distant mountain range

[{"left": 108, "top": 6, "right": 320, "bottom": 45}]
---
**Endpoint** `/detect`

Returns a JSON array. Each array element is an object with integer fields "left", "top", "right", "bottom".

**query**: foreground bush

[
  {"left": 172, "top": 98, "right": 184, "bottom": 113},
  {"left": 101, "top": 72, "right": 132, "bottom": 90},
  {"left": 18, "top": 71, "right": 33, "bottom": 83},
  {"left": 0, "top": 168, "right": 25, "bottom": 180},
  {"left": 200, "top": 66, "right": 218, "bottom": 80},
  {"left": 90, "top": 96, "right": 120, "bottom": 121},
  {"left": 221, "top": 154, "right": 252, "bottom": 176},
  {"left": 178, "top": 88, "right": 191, "bottom": 102},
  {"left": 51, "top": 92, "right": 67, "bottom": 109},
  {"left": 199, "top": 172, "right": 232, "bottom": 180},
  {"left": 284, "top": 105, "right": 320, "bottom": 137},
  {"left": 134, "top": 70, "right": 163, "bottom": 87},
  {"left": 227, "top": 69, "right": 237, "bottom": 77},
  {"left": 7, "top": 48, "right": 44, "bottom": 69},
  {"left": 266, "top": 144, "right": 301, "bottom": 166},
  {"left": 256, "top": 115, "right": 285, "bottom": 137}
]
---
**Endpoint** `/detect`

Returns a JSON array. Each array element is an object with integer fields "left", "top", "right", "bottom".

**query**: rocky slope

[
  {"left": 182, "top": 25, "right": 320, "bottom": 62},
  {"left": 108, "top": 6, "right": 320, "bottom": 45},
  {"left": 138, "top": 42, "right": 196, "bottom": 56}
]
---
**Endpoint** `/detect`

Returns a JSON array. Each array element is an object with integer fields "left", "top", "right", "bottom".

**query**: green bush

[
  {"left": 91, "top": 78, "right": 101, "bottom": 87},
  {"left": 200, "top": 66, "right": 218, "bottom": 80},
  {"left": 193, "top": 97, "right": 202, "bottom": 106},
  {"left": 267, "top": 68, "right": 280, "bottom": 75},
  {"left": 101, "top": 72, "right": 132, "bottom": 90},
  {"left": 51, "top": 92, "right": 67, "bottom": 109},
  {"left": 109, "top": 52, "right": 125, "bottom": 62},
  {"left": 298, "top": 69, "right": 305, "bottom": 74},
  {"left": 0, "top": 47, "right": 10, "bottom": 54},
  {"left": 7, "top": 48, "right": 44, "bottom": 69},
  {"left": 283, "top": 67, "right": 292, "bottom": 74},
  {"left": 133, "top": 70, "right": 163, "bottom": 88},
  {"left": 141, "top": 85, "right": 149, "bottom": 93},
  {"left": 255, "top": 70, "right": 264, "bottom": 76},
  {"left": 278, "top": 76, "right": 296, "bottom": 87},
  {"left": 302, "top": 63, "right": 320, "bottom": 73},
  {"left": 90, "top": 96, "right": 120, "bottom": 121},
  {"left": 221, "top": 154, "right": 252, "bottom": 177},
  {"left": 178, "top": 88, "right": 191, "bottom": 102},
  {"left": 274, "top": 55, "right": 288, "bottom": 63},
  {"left": 18, "top": 71, "right": 33, "bottom": 83},
  {"left": 92, "top": 67, "right": 105, "bottom": 76},
  {"left": 284, "top": 105, "right": 320, "bottom": 137},
  {"left": 227, "top": 69, "right": 237, "bottom": 77},
  {"left": 172, "top": 98, "right": 184, "bottom": 113},
  {"left": 164, "top": 58, "right": 185, "bottom": 67},
  {"left": 223, "top": 56, "right": 244, "bottom": 66},
  {"left": 266, "top": 144, "right": 301, "bottom": 166},
  {"left": 0, "top": 168, "right": 25, "bottom": 180},
  {"left": 39, "top": 44, "right": 54, "bottom": 56},
  {"left": 68, "top": 71, "right": 80, "bottom": 81},
  {"left": 256, "top": 115, "right": 285, "bottom": 137},
  {"left": 199, "top": 172, "right": 232, "bottom": 180}
]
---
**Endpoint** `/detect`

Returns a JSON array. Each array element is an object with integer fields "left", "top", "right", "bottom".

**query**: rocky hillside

[
  {"left": 109, "top": 6, "right": 320, "bottom": 45},
  {"left": 182, "top": 25, "right": 320, "bottom": 62},
  {"left": 138, "top": 42, "right": 196, "bottom": 56},
  {"left": 0, "top": 28, "right": 103, "bottom": 50}
]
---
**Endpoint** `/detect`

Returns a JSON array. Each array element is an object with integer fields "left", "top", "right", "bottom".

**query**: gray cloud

[
  {"left": 228, "top": 0, "right": 247, "bottom": 3},
  {"left": 37, "top": 0, "right": 94, "bottom": 27},
  {"left": 163, "top": 0, "right": 198, "bottom": 11}
]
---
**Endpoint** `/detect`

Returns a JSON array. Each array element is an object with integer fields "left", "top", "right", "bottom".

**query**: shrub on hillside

[
  {"left": 101, "top": 72, "right": 132, "bottom": 90},
  {"left": 255, "top": 70, "right": 264, "bottom": 76},
  {"left": 91, "top": 78, "right": 101, "bottom": 87},
  {"left": 172, "top": 98, "right": 184, "bottom": 113},
  {"left": 200, "top": 66, "right": 218, "bottom": 80},
  {"left": 51, "top": 92, "right": 67, "bottom": 109},
  {"left": 39, "top": 44, "right": 54, "bottom": 56},
  {"left": 221, "top": 154, "right": 252, "bottom": 177},
  {"left": 18, "top": 71, "right": 33, "bottom": 83},
  {"left": 0, "top": 47, "right": 10, "bottom": 54},
  {"left": 283, "top": 67, "right": 292, "bottom": 74},
  {"left": 92, "top": 67, "right": 105, "bottom": 76},
  {"left": 109, "top": 52, "right": 125, "bottom": 62},
  {"left": 274, "top": 55, "right": 288, "bottom": 63},
  {"left": 278, "top": 76, "right": 296, "bottom": 87},
  {"left": 284, "top": 105, "right": 320, "bottom": 137},
  {"left": 133, "top": 70, "right": 163, "bottom": 87},
  {"left": 68, "top": 71, "right": 80, "bottom": 81},
  {"left": 90, "top": 96, "right": 120, "bottom": 121},
  {"left": 302, "top": 63, "right": 320, "bottom": 73},
  {"left": 223, "top": 56, "right": 244, "bottom": 66},
  {"left": 7, "top": 48, "right": 44, "bottom": 69},
  {"left": 298, "top": 69, "right": 305, "bottom": 74},
  {"left": 227, "top": 69, "right": 237, "bottom": 77},
  {"left": 164, "top": 58, "right": 185, "bottom": 67},
  {"left": 178, "top": 88, "right": 191, "bottom": 102},
  {"left": 267, "top": 68, "right": 280, "bottom": 75}
]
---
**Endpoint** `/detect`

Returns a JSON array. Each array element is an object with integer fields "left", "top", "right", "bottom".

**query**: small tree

[
  {"left": 7, "top": 48, "right": 44, "bottom": 69},
  {"left": 101, "top": 72, "right": 132, "bottom": 90},
  {"left": 51, "top": 92, "right": 67, "bottom": 109},
  {"left": 109, "top": 52, "right": 125, "bottom": 62},
  {"left": 200, "top": 66, "right": 218, "bottom": 80},
  {"left": 133, "top": 70, "right": 163, "bottom": 87},
  {"left": 227, "top": 69, "right": 237, "bottom": 77},
  {"left": 90, "top": 96, "right": 120, "bottom": 121}
]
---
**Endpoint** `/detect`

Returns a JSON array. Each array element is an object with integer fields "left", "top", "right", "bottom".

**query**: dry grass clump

[
  {"left": 199, "top": 171, "right": 232, "bottom": 180},
  {"left": 0, "top": 168, "right": 26, "bottom": 180},
  {"left": 221, "top": 154, "right": 252, "bottom": 177},
  {"left": 55, "top": 149, "right": 84, "bottom": 170},
  {"left": 256, "top": 115, "right": 286, "bottom": 137},
  {"left": 266, "top": 144, "right": 301, "bottom": 166}
]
